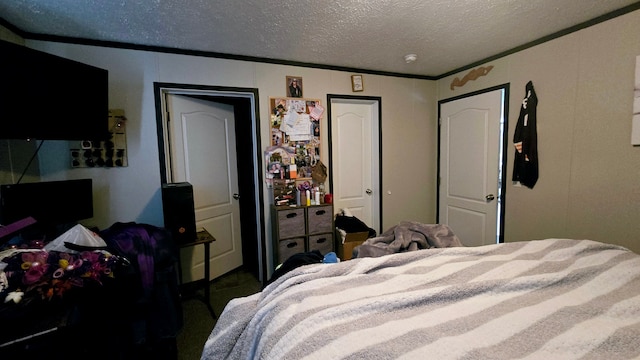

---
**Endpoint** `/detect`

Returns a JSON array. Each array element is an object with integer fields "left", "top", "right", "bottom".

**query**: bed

[{"left": 202, "top": 238, "right": 640, "bottom": 359}]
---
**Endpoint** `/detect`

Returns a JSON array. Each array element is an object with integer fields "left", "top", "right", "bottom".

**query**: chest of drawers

[{"left": 272, "top": 204, "right": 334, "bottom": 265}]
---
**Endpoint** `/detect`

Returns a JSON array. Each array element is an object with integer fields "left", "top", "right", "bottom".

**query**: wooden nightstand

[{"left": 179, "top": 229, "right": 216, "bottom": 318}]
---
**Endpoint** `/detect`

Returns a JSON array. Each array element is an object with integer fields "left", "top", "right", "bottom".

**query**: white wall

[
  {"left": 436, "top": 9, "right": 640, "bottom": 253},
  {"left": 33, "top": 45, "right": 163, "bottom": 227},
  {"left": 2, "top": 8, "right": 638, "bottom": 273},
  {"left": 6, "top": 40, "right": 436, "bottom": 273},
  {"left": 3, "top": 8, "right": 639, "bottom": 264}
]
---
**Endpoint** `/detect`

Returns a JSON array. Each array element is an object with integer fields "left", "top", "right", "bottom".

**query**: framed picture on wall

[
  {"left": 286, "top": 76, "right": 303, "bottom": 98},
  {"left": 351, "top": 75, "right": 364, "bottom": 92}
]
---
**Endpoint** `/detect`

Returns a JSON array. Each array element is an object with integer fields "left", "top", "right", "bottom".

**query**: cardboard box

[{"left": 336, "top": 231, "right": 369, "bottom": 260}]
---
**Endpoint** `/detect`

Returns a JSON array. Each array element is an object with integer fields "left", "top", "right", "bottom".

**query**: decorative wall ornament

[
  {"left": 450, "top": 65, "right": 494, "bottom": 90},
  {"left": 351, "top": 74, "right": 364, "bottom": 92},
  {"left": 286, "top": 76, "right": 303, "bottom": 98},
  {"left": 70, "top": 109, "right": 128, "bottom": 168}
]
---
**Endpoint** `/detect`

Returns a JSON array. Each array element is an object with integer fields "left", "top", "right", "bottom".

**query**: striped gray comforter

[{"left": 202, "top": 239, "right": 640, "bottom": 359}]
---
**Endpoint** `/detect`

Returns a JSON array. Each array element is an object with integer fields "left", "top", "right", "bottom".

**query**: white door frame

[
  {"left": 154, "top": 82, "right": 266, "bottom": 282},
  {"left": 437, "top": 84, "right": 509, "bottom": 243},
  {"left": 327, "top": 94, "right": 382, "bottom": 234}
]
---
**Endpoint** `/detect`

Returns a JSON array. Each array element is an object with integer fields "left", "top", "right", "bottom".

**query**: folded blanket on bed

[{"left": 353, "top": 221, "right": 463, "bottom": 258}]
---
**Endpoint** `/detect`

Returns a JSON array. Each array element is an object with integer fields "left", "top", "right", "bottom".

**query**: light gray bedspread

[
  {"left": 202, "top": 239, "right": 640, "bottom": 360},
  {"left": 354, "top": 221, "right": 463, "bottom": 258}
]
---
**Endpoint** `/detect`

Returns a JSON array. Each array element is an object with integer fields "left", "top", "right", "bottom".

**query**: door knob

[
  {"left": 365, "top": 189, "right": 372, "bottom": 195},
  {"left": 485, "top": 194, "right": 495, "bottom": 201},
  {"left": 233, "top": 193, "right": 240, "bottom": 200}
]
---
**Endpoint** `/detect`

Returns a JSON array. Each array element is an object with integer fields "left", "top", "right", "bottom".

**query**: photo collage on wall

[{"left": 265, "top": 97, "right": 324, "bottom": 189}]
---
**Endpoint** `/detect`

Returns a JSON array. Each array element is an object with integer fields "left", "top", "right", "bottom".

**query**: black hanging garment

[{"left": 512, "top": 81, "right": 539, "bottom": 188}]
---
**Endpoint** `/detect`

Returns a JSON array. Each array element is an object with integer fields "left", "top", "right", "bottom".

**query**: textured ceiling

[{"left": 1, "top": 0, "right": 639, "bottom": 77}]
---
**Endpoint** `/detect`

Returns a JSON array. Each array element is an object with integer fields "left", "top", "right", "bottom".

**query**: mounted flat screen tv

[{"left": 0, "top": 40, "right": 109, "bottom": 140}]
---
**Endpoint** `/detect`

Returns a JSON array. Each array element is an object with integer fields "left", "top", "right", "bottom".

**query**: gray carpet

[{"left": 176, "top": 267, "right": 262, "bottom": 360}]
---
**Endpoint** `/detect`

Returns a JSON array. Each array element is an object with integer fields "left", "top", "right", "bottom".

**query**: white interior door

[
  {"left": 166, "top": 94, "right": 243, "bottom": 282},
  {"left": 330, "top": 99, "right": 380, "bottom": 233},
  {"left": 439, "top": 89, "right": 505, "bottom": 246}
]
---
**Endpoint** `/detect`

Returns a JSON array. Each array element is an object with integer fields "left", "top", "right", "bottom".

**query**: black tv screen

[
  {"left": 0, "top": 179, "right": 94, "bottom": 226},
  {"left": 0, "top": 40, "right": 109, "bottom": 140}
]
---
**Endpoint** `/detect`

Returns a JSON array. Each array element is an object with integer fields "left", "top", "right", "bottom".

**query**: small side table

[{"left": 179, "top": 229, "right": 216, "bottom": 318}]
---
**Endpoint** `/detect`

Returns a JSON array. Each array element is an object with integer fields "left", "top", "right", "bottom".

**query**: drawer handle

[
  {"left": 315, "top": 210, "right": 326, "bottom": 216},
  {"left": 286, "top": 213, "right": 298, "bottom": 218},
  {"left": 316, "top": 238, "right": 327, "bottom": 244},
  {"left": 286, "top": 242, "right": 298, "bottom": 248}
]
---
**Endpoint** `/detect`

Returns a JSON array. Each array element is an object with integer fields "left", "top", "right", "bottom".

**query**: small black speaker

[{"left": 162, "top": 182, "right": 196, "bottom": 244}]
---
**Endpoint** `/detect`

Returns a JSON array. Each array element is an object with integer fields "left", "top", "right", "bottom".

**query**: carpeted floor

[{"left": 176, "top": 267, "right": 262, "bottom": 360}]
